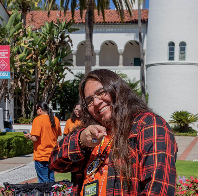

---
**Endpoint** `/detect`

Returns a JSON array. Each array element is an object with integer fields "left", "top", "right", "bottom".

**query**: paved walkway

[
  {"left": 0, "top": 154, "right": 36, "bottom": 186},
  {"left": 0, "top": 136, "right": 198, "bottom": 187}
]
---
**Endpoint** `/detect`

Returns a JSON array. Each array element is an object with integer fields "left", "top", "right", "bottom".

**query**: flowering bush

[
  {"left": 51, "top": 182, "right": 72, "bottom": 195},
  {"left": 176, "top": 176, "right": 198, "bottom": 195},
  {"left": 0, "top": 182, "right": 72, "bottom": 196},
  {"left": 0, "top": 185, "right": 14, "bottom": 196}
]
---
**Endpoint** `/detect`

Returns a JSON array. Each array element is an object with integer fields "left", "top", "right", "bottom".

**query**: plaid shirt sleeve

[
  {"left": 133, "top": 113, "right": 177, "bottom": 195},
  {"left": 48, "top": 129, "right": 86, "bottom": 173}
]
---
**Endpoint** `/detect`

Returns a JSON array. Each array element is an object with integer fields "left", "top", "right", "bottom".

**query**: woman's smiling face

[{"left": 84, "top": 78, "right": 112, "bottom": 126}]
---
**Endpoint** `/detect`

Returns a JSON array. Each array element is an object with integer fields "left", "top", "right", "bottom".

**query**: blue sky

[
  {"left": 109, "top": 0, "right": 149, "bottom": 9},
  {"left": 55, "top": 0, "right": 149, "bottom": 9}
]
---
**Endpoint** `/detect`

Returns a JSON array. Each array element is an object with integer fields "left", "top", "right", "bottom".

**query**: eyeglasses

[{"left": 84, "top": 89, "right": 107, "bottom": 108}]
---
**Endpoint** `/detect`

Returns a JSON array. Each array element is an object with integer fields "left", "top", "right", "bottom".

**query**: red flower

[{"left": 179, "top": 180, "right": 183, "bottom": 184}]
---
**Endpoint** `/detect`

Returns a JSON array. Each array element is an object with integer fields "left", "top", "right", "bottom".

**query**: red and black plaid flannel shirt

[{"left": 49, "top": 112, "right": 177, "bottom": 196}]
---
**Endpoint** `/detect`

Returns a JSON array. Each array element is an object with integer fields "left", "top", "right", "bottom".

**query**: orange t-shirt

[
  {"left": 31, "top": 114, "right": 62, "bottom": 162},
  {"left": 64, "top": 119, "right": 81, "bottom": 135},
  {"left": 80, "top": 135, "right": 112, "bottom": 196}
]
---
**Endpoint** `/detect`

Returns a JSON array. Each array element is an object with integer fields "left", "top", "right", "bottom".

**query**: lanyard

[{"left": 87, "top": 136, "right": 114, "bottom": 176}]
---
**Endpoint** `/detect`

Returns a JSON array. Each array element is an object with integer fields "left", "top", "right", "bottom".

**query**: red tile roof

[{"left": 25, "top": 9, "right": 148, "bottom": 30}]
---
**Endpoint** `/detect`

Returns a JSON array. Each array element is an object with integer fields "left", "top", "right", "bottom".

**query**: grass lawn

[
  {"left": 54, "top": 160, "right": 198, "bottom": 182},
  {"left": 176, "top": 160, "right": 198, "bottom": 180},
  {"left": 55, "top": 172, "right": 71, "bottom": 182},
  {"left": 32, "top": 172, "right": 71, "bottom": 183}
]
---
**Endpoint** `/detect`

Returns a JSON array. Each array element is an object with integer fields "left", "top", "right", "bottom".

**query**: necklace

[{"left": 86, "top": 136, "right": 113, "bottom": 176}]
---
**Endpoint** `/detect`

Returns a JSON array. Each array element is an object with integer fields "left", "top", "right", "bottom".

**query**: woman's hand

[
  {"left": 24, "top": 133, "right": 30, "bottom": 139},
  {"left": 80, "top": 125, "right": 107, "bottom": 148},
  {"left": 24, "top": 133, "right": 38, "bottom": 142}
]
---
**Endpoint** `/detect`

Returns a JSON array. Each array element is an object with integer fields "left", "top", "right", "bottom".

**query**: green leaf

[
  {"left": 9, "top": 27, "right": 17, "bottom": 36},
  {"left": 18, "top": 53, "right": 27, "bottom": 61},
  {"left": 0, "top": 16, "right": 7, "bottom": 27},
  {"left": 6, "top": 11, "right": 18, "bottom": 31}
]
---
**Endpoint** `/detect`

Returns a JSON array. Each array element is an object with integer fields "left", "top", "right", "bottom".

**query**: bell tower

[{"left": 146, "top": 0, "right": 198, "bottom": 130}]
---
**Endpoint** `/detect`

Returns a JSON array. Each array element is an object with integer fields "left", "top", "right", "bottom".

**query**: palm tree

[
  {"left": 138, "top": 0, "right": 146, "bottom": 103},
  {"left": 45, "top": 0, "right": 135, "bottom": 74},
  {"left": 84, "top": 0, "right": 94, "bottom": 74}
]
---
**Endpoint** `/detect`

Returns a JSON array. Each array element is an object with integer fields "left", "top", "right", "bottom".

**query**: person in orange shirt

[
  {"left": 64, "top": 103, "right": 82, "bottom": 136},
  {"left": 24, "top": 101, "right": 62, "bottom": 183}
]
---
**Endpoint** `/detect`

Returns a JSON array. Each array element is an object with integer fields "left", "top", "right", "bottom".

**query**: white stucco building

[
  {"left": 26, "top": 8, "right": 148, "bottom": 82},
  {"left": 146, "top": 0, "right": 198, "bottom": 130},
  {"left": 0, "top": 0, "right": 198, "bottom": 130},
  {"left": 0, "top": 0, "right": 9, "bottom": 26}
]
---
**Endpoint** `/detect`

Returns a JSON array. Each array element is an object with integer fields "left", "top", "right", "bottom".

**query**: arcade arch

[
  {"left": 71, "top": 40, "right": 141, "bottom": 67},
  {"left": 123, "top": 41, "right": 140, "bottom": 66},
  {"left": 76, "top": 41, "right": 96, "bottom": 66},
  {"left": 99, "top": 41, "right": 119, "bottom": 66},
  {"left": 63, "top": 44, "right": 73, "bottom": 65}
]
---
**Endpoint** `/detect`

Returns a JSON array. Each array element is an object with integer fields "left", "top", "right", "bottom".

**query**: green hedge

[
  {"left": 0, "top": 132, "right": 33, "bottom": 159},
  {"left": 173, "top": 132, "right": 197, "bottom": 136},
  {"left": 171, "top": 126, "right": 197, "bottom": 136}
]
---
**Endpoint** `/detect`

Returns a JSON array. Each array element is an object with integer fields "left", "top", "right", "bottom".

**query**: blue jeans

[{"left": 34, "top": 161, "right": 55, "bottom": 183}]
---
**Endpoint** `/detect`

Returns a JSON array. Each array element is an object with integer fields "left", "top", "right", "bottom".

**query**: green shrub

[
  {"left": 117, "top": 72, "right": 149, "bottom": 103},
  {"left": 0, "top": 132, "right": 33, "bottom": 158},
  {"left": 173, "top": 132, "right": 197, "bottom": 137},
  {"left": 17, "top": 117, "right": 31, "bottom": 124},
  {"left": 169, "top": 111, "right": 198, "bottom": 133},
  {"left": 172, "top": 126, "right": 197, "bottom": 136}
]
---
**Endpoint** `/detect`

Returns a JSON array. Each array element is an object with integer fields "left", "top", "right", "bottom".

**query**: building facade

[{"left": 1, "top": 0, "right": 198, "bottom": 130}]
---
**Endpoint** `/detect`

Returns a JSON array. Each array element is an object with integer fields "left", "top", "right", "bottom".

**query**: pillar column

[
  {"left": 72, "top": 50, "right": 77, "bottom": 67},
  {"left": 94, "top": 50, "right": 100, "bottom": 67},
  {"left": 118, "top": 49, "right": 124, "bottom": 67}
]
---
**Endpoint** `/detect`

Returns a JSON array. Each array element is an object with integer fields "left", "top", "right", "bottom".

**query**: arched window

[
  {"left": 179, "top": 42, "right": 186, "bottom": 61},
  {"left": 168, "top": 42, "right": 175, "bottom": 61}
]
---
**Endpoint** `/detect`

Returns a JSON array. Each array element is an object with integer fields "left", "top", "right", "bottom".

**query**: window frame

[
  {"left": 179, "top": 41, "right": 186, "bottom": 61},
  {"left": 168, "top": 41, "right": 175, "bottom": 61}
]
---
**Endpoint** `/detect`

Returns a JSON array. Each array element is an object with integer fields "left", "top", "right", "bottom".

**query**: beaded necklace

[{"left": 86, "top": 136, "right": 114, "bottom": 176}]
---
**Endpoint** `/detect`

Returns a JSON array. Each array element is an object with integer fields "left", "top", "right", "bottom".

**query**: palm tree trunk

[
  {"left": 21, "top": 79, "right": 26, "bottom": 118},
  {"left": 30, "top": 58, "right": 39, "bottom": 121},
  {"left": 138, "top": 2, "right": 146, "bottom": 103},
  {"left": 85, "top": 0, "right": 94, "bottom": 74},
  {"left": 181, "top": 124, "right": 189, "bottom": 133},
  {"left": 46, "top": 84, "right": 57, "bottom": 103},
  {"left": 21, "top": 12, "right": 27, "bottom": 28}
]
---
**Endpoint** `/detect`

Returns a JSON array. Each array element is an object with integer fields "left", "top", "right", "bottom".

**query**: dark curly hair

[
  {"left": 37, "top": 101, "right": 56, "bottom": 127},
  {"left": 79, "top": 69, "right": 151, "bottom": 185}
]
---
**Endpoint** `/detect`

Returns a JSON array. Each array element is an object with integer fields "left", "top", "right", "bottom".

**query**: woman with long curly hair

[{"left": 49, "top": 69, "right": 177, "bottom": 195}]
